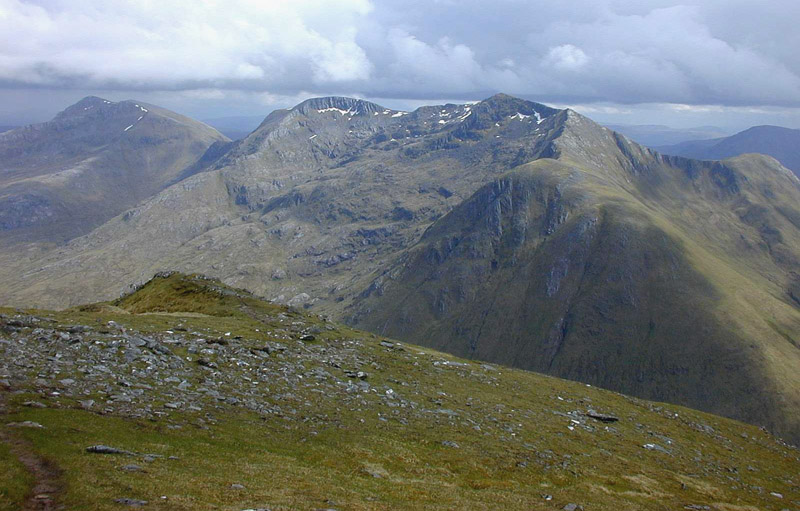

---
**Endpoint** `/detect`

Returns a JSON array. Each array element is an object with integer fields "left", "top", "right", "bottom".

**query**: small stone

[
  {"left": 642, "top": 443, "right": 671, "bottom": 455},
  {"left": 441, "top": 440, "right": 460, "bottom": 448},
  {"left": 231, "top": 483, "right": 246, "bottom": 490},
  {"left": 59, "top": 378, "right": 76, "bottom": 386},
  {"left": 586, "top": 409, "right": 619, "bottom": 423},
  {"left": 563, "top": 504, "right": 583, "bottom": 511},
  {"left": 22, "top": 401, "right": 47, "bottom": 408},
  {"left": 164, "top": 402, "right": 182, "bottom": 409},
  {"left": 114, "top": 498, "right": 148, "bottom": 506},
  {"left": 86, "top": 445, "right": 134, "bottom": 455},
  {"left": 541, "top": 494, "right": 553, "bottom": 501},
  {"left": 7, "top": 421, "right": 44, "bottom": 428},
  {"left": 79, "top": 399, "right": 95, "bottom": 409},
  {"left": 770, "top": 492, "right": 783, "bottom": 498},
  {"left": 120, "top": 464, "right": 143, "bottom": 472},
  {"left": 299, "top": 334, "right": 315, "bottom": 342}
]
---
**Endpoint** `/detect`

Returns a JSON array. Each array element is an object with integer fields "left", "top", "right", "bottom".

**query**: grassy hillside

[
  {"left": 349, "top": 145, "right": 800, "bottom": 444},
  {"left": 0, "top": 273, "right": 797, "bottom": 510}
]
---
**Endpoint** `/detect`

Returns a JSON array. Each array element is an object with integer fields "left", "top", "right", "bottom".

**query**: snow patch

[
  {"left": 124, "top": 124, "right": 134, "bottom": 132},
  {"left": 391, "top": 111, "right": 408, "bottom": 118},
  {"left": 309, "top": 134, "right": 317, "bottom": 139},
  {"left": 317, "top": 107, "right": 353, "bottom": 116}
]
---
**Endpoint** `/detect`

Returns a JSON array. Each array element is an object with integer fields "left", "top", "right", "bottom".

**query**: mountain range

[
  {"left": 657, "top": 125, "right": 800, "bottom": 177},
  {"left": 203, "top": 114, "right": 270, "bottom": 140},
  {"left": 1, "top": 93, "right": 799, "bottom": 444},
  {"left": 604, "top": 124, "right": 729, "bottom": 147}
]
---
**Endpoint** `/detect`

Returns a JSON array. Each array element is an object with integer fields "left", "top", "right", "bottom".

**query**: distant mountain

[
  {"left": 604, "top": 124, "right": 729, "bottom": 147},
  {"left": 1, "top": 94, "right": 799, "bottom": 443},
  {"left": 0, "top": 125, "right": 17, "bottom": 133},
  {"left": 0, "top": 96, "right": 228, "bottom": 243},
  {"left": 657, "top": 125, "right": 800, "bottom": 176},
  {"left": 203, "top": 114, "right": 268, "bottom": 140}
]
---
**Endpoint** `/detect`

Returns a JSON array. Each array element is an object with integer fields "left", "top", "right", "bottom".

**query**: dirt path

[{"left": 0, "top": 392, "right": 64, "bottom": 510}]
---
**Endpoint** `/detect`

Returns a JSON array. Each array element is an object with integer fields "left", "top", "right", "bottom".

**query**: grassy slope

[
  {"left": 0, "top": 441, "right": 31, "bottom": 511},
  {"left": 1, "top": 274, "right": 798, "bottom": 510}
]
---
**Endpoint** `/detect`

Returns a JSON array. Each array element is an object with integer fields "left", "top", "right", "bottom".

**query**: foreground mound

[{"left": 1, "top": 273, "right": 797, "bottom": 510}]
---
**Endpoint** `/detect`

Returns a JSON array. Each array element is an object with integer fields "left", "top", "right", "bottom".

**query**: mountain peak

[
  {"left": 293, "top": 96, "right": 388, "bottom": 117},
  {"left": 56, "top": 96, "right": 116, "bottom": 118}
]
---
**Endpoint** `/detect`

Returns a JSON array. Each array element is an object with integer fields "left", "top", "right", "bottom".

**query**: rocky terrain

[
  {"left": 0, "top": 96, "right": 228, "bottom": 243},
  {"left": 1, "top": 273, "right": 797, "bottom": 510}
]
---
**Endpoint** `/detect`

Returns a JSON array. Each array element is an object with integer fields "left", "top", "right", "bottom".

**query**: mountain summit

[
  {"left": 1, "top": 94, "right": 799, "bottom": 443},
  {"left": 0, "top": 96, "right": 228, "bottom": 243}
]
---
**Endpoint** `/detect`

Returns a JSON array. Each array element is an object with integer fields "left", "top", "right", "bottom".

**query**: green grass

[
  {"left": 1, "top": 273, "right": 798, "bottom": 509},
  {"left": 0, "top": 439, "right": 32, "bottom": 511}
]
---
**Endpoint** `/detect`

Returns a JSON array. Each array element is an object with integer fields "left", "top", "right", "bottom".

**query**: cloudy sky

[{"left": 1, "top": 0, "right": 799, "bottom": 130}]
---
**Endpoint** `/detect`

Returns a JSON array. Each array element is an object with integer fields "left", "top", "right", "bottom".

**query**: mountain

[
  {"left": 1, "top": 273, "right": 797, "bottom": 510},
  {"left": 203, "top": 114, "right": 269, "bottom": 140},
  {"left": 1, "top": 94, "right": 799, "bottom": 444},
  {"left": 0, "top": 126, "right": 17, "bottom": 134},
  {"left": 0, "top": 94, "right": 563, "bottom": 310},
  {"left": 347, "top": 109, "right": 800, "bottom": 443},
  {"left": 605, "top": 124, "right": 729, "bottom": 147},
  {"left": 0, "top": 96, "right": 229, "bottom": 243},
  {"left": 657, "top": 125, "right": 800, "bottom": 176}
]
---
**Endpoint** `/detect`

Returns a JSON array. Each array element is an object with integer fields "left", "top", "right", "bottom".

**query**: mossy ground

[{"left": 0, "top": 439, "right": 32, "bottom": 511}]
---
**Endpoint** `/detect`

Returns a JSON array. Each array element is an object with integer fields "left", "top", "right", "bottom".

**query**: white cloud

[
  {"left": 0, "top": 0, "right": 799, "bottom": 111},
  {"left": 0, "top": 0, "right": 373, "bottom": 87},
  {"left": 544, "top": 45, "right": 589, "bottom": 71}
]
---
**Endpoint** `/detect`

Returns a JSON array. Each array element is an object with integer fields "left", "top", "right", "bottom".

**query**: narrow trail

[{"left": 0, "top": 391, "right": 64, "bottom": 510}]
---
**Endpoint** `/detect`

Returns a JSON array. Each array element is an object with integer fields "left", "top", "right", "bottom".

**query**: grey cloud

[{"left": 1, "top": 0, "right": 799, "bottom": 109}]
